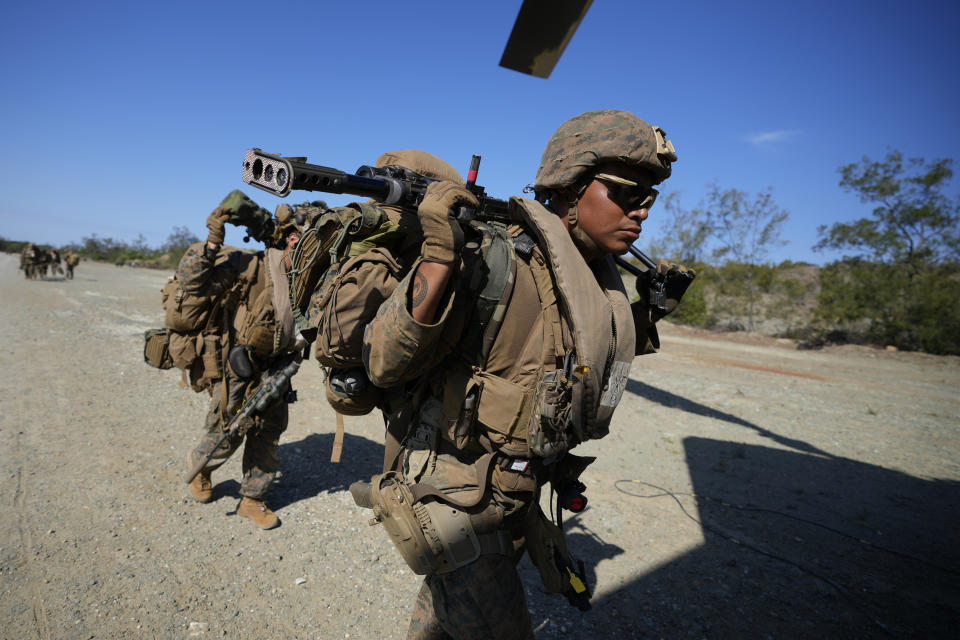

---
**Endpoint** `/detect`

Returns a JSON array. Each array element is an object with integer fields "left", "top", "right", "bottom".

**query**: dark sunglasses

[{"left": 593, "top": 173, "right": 658, "bottom": 211}]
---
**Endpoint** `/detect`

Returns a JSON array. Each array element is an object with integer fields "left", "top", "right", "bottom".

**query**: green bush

[{"left": 815, "top": 259, "right": 960, "bottom": 354}]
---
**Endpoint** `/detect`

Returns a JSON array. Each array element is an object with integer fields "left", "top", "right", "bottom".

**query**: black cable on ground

[
  {"left": 614, "top": 479, "right": 960, "bottom": 577},
  {"left": 614, "top": 479, "right": 896, "bottom": 637}
]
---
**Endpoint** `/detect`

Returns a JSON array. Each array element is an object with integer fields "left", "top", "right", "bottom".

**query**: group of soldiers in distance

[{"left": 19, "top": 243, "right": 80, "bottom": 280}]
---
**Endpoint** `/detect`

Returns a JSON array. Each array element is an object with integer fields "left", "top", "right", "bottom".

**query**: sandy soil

[{"left": 1, "top": 254, "right": 958, "bottom": 639}]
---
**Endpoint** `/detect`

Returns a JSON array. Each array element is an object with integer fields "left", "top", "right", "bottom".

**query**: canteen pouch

[{"left": 143, "top": 328, "right": 173, "bottom": 369}]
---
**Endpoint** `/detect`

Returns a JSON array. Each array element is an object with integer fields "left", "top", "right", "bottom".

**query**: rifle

[
  {"left": 613, "top": 246, "right": 668, "bottom": 312},
  {"left": 241, "top": 148, "right": 672, "bottom": 314},
  {"left": 183, "top": 352, "right": 301, "bottom": 484}
]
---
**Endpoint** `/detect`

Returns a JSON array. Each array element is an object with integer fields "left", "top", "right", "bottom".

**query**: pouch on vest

[
  {"left": 163, "top": 273, "right": 214, "bottom": 333},
  {"left": 168, "top": 331, "right": 198, "bottom": 370},
  {"left": 235, "top": 281, "right": 278, "bottom": 357},
  {"left": 310, "top": 247, "right": 404, "bottom": 368},
  {"left": 143, "top": 328, "right": 173, "bottom": 369},
  {"left": 194, "top": 333, "right": 224, "bottom": 391},
  {"left": 470, "top": 369, "right": 535, "bottom": 458}
]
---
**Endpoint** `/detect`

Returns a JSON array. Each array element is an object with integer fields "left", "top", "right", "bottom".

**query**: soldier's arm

[
  {"left": 362, "top": 259, "right": 459, "bottom": 387},
  {"left": 176, "top": 242, "right": 242, "bottom": 296},
  {"left": 408, "top": 261, "right": 453, "bottom": 324}
]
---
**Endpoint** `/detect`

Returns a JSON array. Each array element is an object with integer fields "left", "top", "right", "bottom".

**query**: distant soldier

[
  {"left": 19, "top": 243, "right": 36, "bottom": 279},
  {"left": 36, "top": 248, "right": 52, "bottom": 278},
  {"left": 64, "top": 251, "right": 80, "bottom": 279},
  {"left": 49, "top": 249, "right": 64, "bottom": 277}
]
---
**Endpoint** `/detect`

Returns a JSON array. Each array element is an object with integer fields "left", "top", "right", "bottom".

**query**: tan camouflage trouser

[
  {"left": 406, "top": 554, "right": 534, "bottom": 640},
  {"left": 191, "top": 370, "right": 289, "bottom": 499}
]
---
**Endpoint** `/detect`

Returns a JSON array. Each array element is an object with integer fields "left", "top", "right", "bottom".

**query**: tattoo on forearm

[{"left": 411, "top": 271, "right": 429, "bottom": 308}]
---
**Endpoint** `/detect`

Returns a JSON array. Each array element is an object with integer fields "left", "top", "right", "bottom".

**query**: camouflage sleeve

[
  {"left": 362, "top": 264, "right": 458, "bottom": 387},
  {"left": 176, "top": 243, "right": 242, "bottom": 297}
]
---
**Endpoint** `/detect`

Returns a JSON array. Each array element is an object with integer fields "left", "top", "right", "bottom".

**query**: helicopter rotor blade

[{"left": 498, "top": 0, "right": 593, "bottom": 78}]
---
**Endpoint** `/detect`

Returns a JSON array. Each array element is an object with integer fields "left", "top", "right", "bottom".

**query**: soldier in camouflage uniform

[
  {"left": 19, "top": 243, "right": 36, "bottom": 279},
  {"left": 64, "top": 251, "right": 80, "bottom": 279},
  {"left": 49, "top": 249, "right": 64, "bottom": 277},
  {"left": 360, "top": 111, "right": 695, "bottom": 639},
  {"left": 183, "top": 195, "right": 305, "bottom": 530}
]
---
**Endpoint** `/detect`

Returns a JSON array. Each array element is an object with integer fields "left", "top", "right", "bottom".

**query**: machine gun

[
  {"left": 183, "top": 352, "right": 301, "bottom": 485},
  {"left": 241, "top": 148, "right": 675, "bottom": 315},
  {"left": 242, "top": 148, "right": 511, "bottom": 225}
]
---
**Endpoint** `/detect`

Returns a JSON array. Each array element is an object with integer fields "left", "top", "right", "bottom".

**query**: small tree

[
  {"left": 816, "top": 150, "right": 960, "bottom": 266},
  {"left": 161, "top": 226, "right": 200, "bottom": 264},
  {"left": 704, "top": 184, "right": 789, "bottom": 330},
  {"left": 647, "top": 185, "right": 790, "bottom": 331},
  {"left": 814, "top": 150, "right": 960, "bottom": 353},
  {"left": 646, "top": 191, "right": 712, "bottom": 265}
]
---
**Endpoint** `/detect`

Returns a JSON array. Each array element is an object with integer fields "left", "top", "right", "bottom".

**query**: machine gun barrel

[{"left": 242, "top": 148, "right": 424, "bottom": 206}]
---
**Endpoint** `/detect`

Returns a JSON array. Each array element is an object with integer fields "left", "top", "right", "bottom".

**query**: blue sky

[{"left": 1, "top": 0, "right": 957, "bottom": 264}]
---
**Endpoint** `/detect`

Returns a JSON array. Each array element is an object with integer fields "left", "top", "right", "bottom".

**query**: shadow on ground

[
  {"left": 269, "top": 432, "right": 384, "bottom": 510},
  {"left": 522, "top": 382, "right": 960, "bottom": 639}
]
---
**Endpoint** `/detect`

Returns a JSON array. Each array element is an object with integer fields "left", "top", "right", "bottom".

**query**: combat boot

[
  {"left": 188, "top": 468, "right": 213, "bottom": 503},
  {"left": 237, "top": 497, "right": 280, "bottom": 530}
]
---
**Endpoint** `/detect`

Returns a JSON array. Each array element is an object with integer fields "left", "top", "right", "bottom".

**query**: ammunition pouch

[
  {"left": 143, "top": 328, "right": 173, "bottom": 369},
  {"left": 356, "top": 472, "right": 512, "bottom": 576}
]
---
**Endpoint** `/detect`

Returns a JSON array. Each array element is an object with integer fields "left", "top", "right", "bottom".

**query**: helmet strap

[{"left": 566, "top": 199, "right": 604, "bottom": 263}]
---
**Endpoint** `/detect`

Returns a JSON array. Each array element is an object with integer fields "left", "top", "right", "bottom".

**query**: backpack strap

[{"left": 459, "top": 221, "right": 517, "bottom": 367}]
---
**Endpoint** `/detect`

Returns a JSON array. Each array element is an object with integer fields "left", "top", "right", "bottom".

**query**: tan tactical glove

[
  {"left": 635, "top": 260, "right": 696, "bottom": 322},
  {"left": 417, "top": 181, "right": 478, "bottom": 264},
  {"left": 205, "top": 207, "right": 231, "bottom": 245}
]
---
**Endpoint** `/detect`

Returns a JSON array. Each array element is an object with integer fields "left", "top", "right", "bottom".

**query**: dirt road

[{"left": 1, "top": 254, "right": 958, "bottom": 639}]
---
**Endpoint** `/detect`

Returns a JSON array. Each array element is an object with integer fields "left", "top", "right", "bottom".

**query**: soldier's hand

[
  {"left": 417, "top": 181, "right": 478, "bottom": 264},
  {"left": 635, "top": 260, "right": 696, "bottom": 321},
  {"left": 205, "top": 207, "right": 231, "bottom": 245}
]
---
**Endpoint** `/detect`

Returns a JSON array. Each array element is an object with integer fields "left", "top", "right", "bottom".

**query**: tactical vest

[
  {"left": 368, "top": 198, "right": 636, "bottom": 585},
  {"left": 456, "top": 197, "right": 635, "bottom": 459}
]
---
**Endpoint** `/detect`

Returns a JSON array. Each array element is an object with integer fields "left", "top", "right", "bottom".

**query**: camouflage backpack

[{"left": 143, "top": 242, "right": 251, "bottom": 392}]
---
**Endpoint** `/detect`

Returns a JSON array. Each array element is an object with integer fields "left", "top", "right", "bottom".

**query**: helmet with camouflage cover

[
  {"left": 273, "top": 203, "right": 307, "bottom": 238},
  {"left": 534, "top": 110, "right": 678, "bottom": 198},
  {"left": 375, "top": 149, "right": 464, "bottom": 185}
]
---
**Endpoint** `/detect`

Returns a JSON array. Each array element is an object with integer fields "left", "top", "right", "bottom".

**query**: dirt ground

[{"left": 1, "top": 254, "right": 958, "bottom": 640}]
